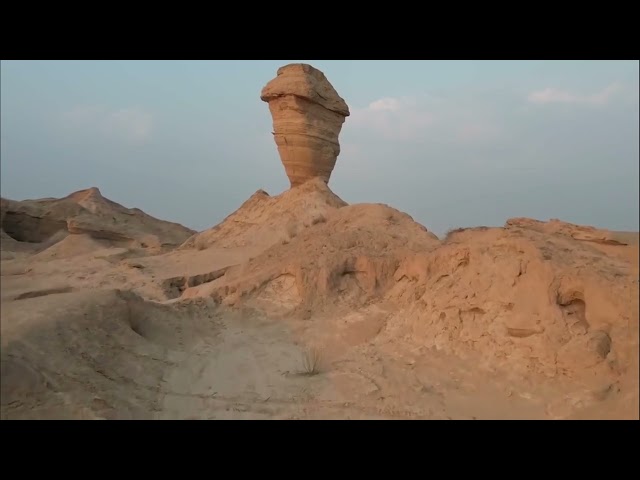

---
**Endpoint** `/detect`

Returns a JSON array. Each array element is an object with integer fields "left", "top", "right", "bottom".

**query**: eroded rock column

[{"left": 261, "top": 63, "right": 350, "bottom": 187}]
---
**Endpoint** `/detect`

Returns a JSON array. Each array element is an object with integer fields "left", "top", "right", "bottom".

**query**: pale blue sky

[{"left": 1, "top": 60, "right": 638, "bottom": 236}]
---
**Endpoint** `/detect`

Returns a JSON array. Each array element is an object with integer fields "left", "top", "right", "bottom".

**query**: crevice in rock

[
  {"left": 14, "top": 287, "right": 74, "bottom": 300},
  {"left": 2, "top": 212, "right": 67, "bottom": 243},
  {"left": 161, "top": 266, "right": 231, "bottom": 299}
]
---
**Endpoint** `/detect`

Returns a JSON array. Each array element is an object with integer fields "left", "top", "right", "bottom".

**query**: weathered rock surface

[
  {"left": 181, "top": 212, "right": 637, "bottom": 415},
  {"left": 2, "top": 65, "right": 637, "bottom": 420},
  {"left": 505, "top": 217, "right": 632, "bottom": 245},
  {"left": 1, "top": 187, "right": 195, "bottom": 250},
  {"left": 261, "top": 63, "right": 350, "bottom": 187},
  {"left": 180, "top": 177, "right": 347, "bottom": 252},
  {"left": 2, "top": 179, "right": 637, "bottom": 419}
]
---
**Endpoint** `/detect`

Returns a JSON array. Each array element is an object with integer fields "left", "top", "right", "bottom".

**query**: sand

[{"left": 1, "top": 180, "right": 638, "bottom": 420}]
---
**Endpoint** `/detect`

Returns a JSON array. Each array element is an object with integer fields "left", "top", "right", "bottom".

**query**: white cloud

[
  {"left": 346, "top": 94, "right": 503, "bottom": 144},
  {"left": 60, "top": 105, "right": 154, "bottom": 143},
  {"left": 527, "top": 82, "right": 622, "bottom": 106},
  {"left": 348, "top": 96, "right": 435, "bottom": 141},
  {"left": 368, "top": 97, "right": 403, "bottom": 112}
]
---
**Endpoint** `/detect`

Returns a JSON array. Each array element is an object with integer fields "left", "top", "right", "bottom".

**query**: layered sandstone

[{"left": 261, "top": 64, "right": 350, "bottom": 187}]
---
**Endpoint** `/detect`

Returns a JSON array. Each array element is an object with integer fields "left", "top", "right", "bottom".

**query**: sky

[{"left": 1, "top": 60, "right": 638, "bottom": 236}]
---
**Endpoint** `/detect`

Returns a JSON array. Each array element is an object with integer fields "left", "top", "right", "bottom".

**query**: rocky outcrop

[
  {"left": 1, "top": 197, "right": 70, "bottom": 243},
  {"left": 181, "top": 202, "right": 441, "bottom": 309},
  {"left": 180, "top": 177, "right": 348, "bottom": 252},
  {"left": 184, "top": 212, "right": 637, "bottom": 400},
  {"left": 505, "top": 217, "right": 629, "bottom": 245},
  {"left": 1, "top": 188, "right": 195, "bottom": 249},
  {"left": 261, "top": 63, "right": 350, "bottom": 188}
]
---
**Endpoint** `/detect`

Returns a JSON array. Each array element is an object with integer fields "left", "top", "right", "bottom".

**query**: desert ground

[
  {"left": 1, "top": 180, "right": 638, "bottom": 420},
  {"left": 1, "top": 63, "right": 638, "bottom": 420}
]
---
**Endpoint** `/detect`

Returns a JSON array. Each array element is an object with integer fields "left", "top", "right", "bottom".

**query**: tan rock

[
  {"left": 181, "top": 177, "right": 347, "bottom": 252},
  {"left": 261, "top": 63, "right": 350, "bottom": 187},
  {"left": 2, "top": 64, "right": 638, "bottom": 421},
  {"left": 1, "top": 187, "right": 195, "bottom": 251},
  {"left": 505, "top": 217, "right": 628, "bottom": 245}
]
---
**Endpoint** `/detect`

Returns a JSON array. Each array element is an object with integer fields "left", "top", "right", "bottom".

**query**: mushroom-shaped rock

[{"left": 261, "top": 63, "right": 350, "bottom": 188}]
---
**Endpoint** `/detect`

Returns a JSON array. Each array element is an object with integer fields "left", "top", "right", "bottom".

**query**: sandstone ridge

[{"left": 1, "top": 187, "right": 195, "bottom": 252}]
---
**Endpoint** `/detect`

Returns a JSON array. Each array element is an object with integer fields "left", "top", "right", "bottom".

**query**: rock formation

[
  {"left": 2, "top": 63, "right": 638, "bottom": 421},
  {"left": 505, "top": 217, "right": 630, "bottom": 245},
  {"left": 180, "top": 177, "right": 348, "bottom": 251},
  {"left": 1, "top": 187, "right": 195, "bottom": 250},
  {"left": 182, "top": 212, "right": 637, "bottom": 407},
  {"left": 261, "top": 63, "right": 350, "bottom": 187}
]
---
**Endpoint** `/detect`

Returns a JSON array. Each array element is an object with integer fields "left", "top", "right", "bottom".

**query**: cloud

[
  {"left": 348, "top": 97, "right": 435, "bottom": 141},
  {"left": 60, "top": 105, "right": 153, "bottom": 143},
  {"left": 346, "top": 94, "right": 503, "bottom": 145},
  {"left": 527, "top": 82, "right": 622, "bottom": 106},
  {"left": 368, "top": 97, "right": 403, "bottom": 112}
]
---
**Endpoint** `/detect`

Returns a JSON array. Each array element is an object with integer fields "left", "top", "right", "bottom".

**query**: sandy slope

[
  {"left": 1, "top": 289, "right": 561, "bottom": 420},
  {"left": 1, "top": 182, "right": 638, "bottom": 420}
]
